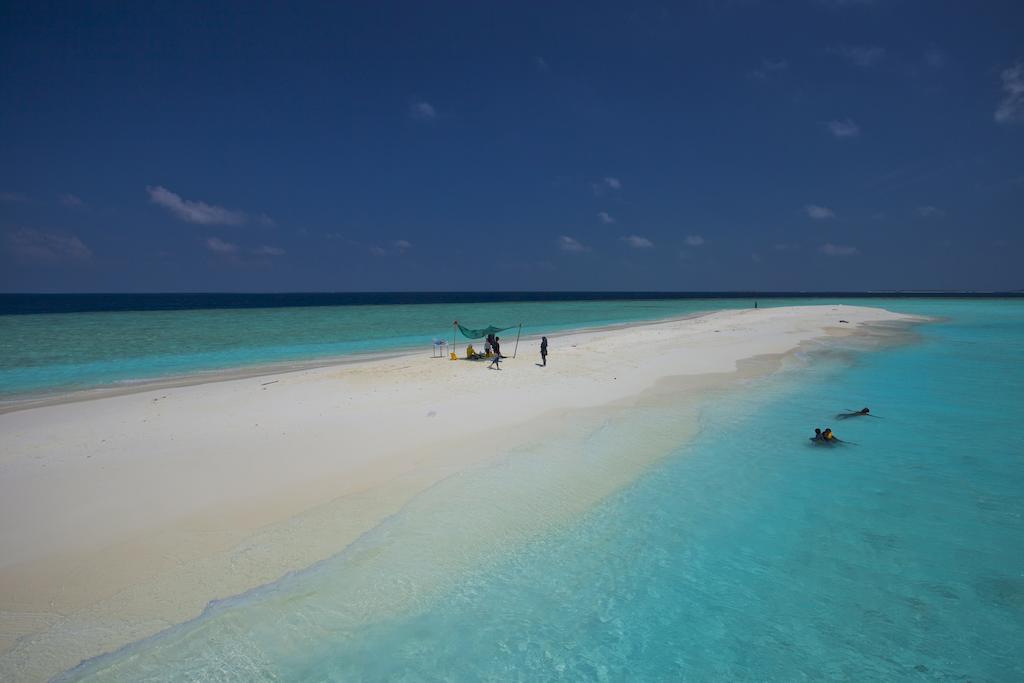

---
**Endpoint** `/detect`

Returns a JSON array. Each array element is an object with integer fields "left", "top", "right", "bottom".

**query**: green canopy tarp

[{"left": 456, "top": 323, "right": 517, "bottom": 340}]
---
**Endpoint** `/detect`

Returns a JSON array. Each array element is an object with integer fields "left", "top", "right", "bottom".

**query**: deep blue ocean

[{"left": 40, "top": 295, "right": 1022, "bottom": 681}]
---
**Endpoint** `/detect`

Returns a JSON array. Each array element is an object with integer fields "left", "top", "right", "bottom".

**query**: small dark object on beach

[{"left": 839, "top": 320, "right": 849, "bottom": 323}]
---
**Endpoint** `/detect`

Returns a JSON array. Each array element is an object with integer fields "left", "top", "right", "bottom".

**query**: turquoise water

[
  {"left": 4, "top": 294, "right": 992, "bottom": 401},
  {"left": 1, "top": 297, "right": 764, "bottom": 399},
  {"left": 61, "top": 299, "right": 1024, "bottom": 680}
]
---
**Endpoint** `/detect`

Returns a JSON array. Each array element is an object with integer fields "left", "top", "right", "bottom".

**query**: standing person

[
  {"left": 493, "top": 336, "right": 502, "bottom": 358},
  {"left": 540, "top": 336, "right": 548, "bottom": 367},
  {"left": 488, "top": 351, "right": 502, "bottom": 370}
]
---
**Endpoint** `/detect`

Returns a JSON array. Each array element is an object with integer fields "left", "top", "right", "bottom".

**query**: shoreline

[
  {"left": 0, "top": 310, "right": 714, "bottom": 415},
  {"left": 0, "top": 305, "right": 922, "bottom": 681}
]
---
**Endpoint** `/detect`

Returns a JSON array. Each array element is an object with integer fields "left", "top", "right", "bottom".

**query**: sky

[{"left": 1, "top": 1, "right": 1022, "bottom": 293}]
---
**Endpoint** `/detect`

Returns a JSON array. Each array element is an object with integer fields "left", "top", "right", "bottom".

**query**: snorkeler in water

[
  {"left": 836, "top": 407, "right": 877, "bottom": 419},
  {"left": 810, "top": 427, "right": 856, "bottom": 446},
  {"left": 810, "top": 427, "right": 836, "bottom": 445}
]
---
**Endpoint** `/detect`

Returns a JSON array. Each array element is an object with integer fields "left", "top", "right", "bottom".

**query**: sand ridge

[{"left": 0, "top": 305, "right": 916, "bottom": 681}]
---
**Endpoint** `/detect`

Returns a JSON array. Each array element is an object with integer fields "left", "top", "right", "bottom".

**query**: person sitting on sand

[{"left": 836, "top": 407, "right": 870, "bottom": 419}]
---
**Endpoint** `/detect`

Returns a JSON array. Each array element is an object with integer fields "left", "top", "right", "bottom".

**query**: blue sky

[{"left": 1, "top": 1, "right": 1022, "bottom": 292}]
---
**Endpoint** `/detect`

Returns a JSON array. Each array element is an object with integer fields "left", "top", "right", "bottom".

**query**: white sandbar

[{"left": 0, "top": 305, "right": 915, "bottom": 680}]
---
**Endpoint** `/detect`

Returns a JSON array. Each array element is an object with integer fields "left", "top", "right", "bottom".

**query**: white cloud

[
  {"left": 621, "top": 235, "right": 653, "bottom": 248},
  {"left": 205, "top": 237, "right": 238, "bottom": 254},
  {"left": 828, "top": 44, "right": 885, "bottom": 67},
  {"left": 685, "top": 234, "right": 705, "bottom": 247},
  {"left": 916, "top": 205, "right": 945, "bottom": 219},
  {"left": 558, "top": 235, "right": 588, "bottom": 253},
  {"left": 7, "top": 228, "right": 92, "bottom": 262},
  {"left": 59, "top": 193, "right": 84, "bottom": 208},
  {"left": 148, "top": 186, "right": 246, "bottom": 225},
  {"left": 805, "top": 204, "right": 835, "bottom": 219},
  {"left": 819, "top": 243, "right": 860, "bottom": 256},
  {"left": 253, "top": 245, "right": 285, "bottom": 256},
  {"left": 0, "top": 191, "right": 28, "bottom": 203},
  {"left": 597, "top": 211, "right": 615, "bottom": 224},
  {"left": 591, "top": 177, "right": 622, "bottom": 196},
  {"left": 255, "top": 213, "right": 276, "bottom": 227},
  {"left": 749, "top": 58, "right": 789, "bottom": 80},
  {"left": 827, "top": 119, "right": 860, "bottom": 138},
  {"left": 924, "top": 49, "right": 945, "bottom": 68},
  {"left": 366, "top": 241, "right": 413, "bottom": 256},
  {"left": 411, "top": 101, "right": 437, "bottom": 120},
  {"left": 995, "top": 61, "right": 1024, "bottom": 124}
]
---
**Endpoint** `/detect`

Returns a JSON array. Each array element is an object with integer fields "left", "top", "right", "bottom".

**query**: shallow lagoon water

[
  {"left": 0, "top": 294, "right": 1000, "bottom": 400},
  {"left": 1, "top": 296, "right": 751, "bottom": 399},
  {"left": 62, "top": 299, "right": 1024, "bottom": 680}
]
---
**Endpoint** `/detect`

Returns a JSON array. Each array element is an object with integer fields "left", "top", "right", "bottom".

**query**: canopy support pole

[
  {"left": 513, "top": 323, "right": 522, "bottom": 358},
  {"left": 452, "top": 321, "right": 457, "bottom": 358}
]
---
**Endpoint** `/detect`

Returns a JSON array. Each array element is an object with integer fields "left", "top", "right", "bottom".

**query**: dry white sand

[{"left": 0, "top": 305, "right": 915, "bottom": 680}]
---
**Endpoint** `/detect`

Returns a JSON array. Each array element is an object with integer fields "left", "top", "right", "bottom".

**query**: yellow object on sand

[
  {"left": 450, "top": 351, "right": 458, "bottom": 361},
  {"left": 465, "top": 345, "right": 476, "bottom": 359}
]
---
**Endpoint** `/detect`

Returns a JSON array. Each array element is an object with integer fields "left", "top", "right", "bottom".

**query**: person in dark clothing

[
  {"left": 492, "top": 336, "right": 502, "bottom": 358},
  {"left": 540, "top": 336, "right": 548, "bottom": 366},
  {"left": 810, "top": 427, "right": 838, "bottom": 445}
]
